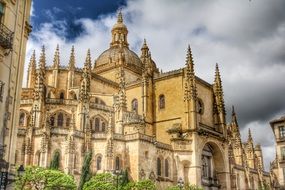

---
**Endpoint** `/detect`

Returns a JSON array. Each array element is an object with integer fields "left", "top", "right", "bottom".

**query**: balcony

[{"left": 0, "top": 22, "right": 13, "bottom": 50}]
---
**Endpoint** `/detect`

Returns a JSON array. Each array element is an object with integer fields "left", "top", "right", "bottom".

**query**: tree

[
  {"left": 83, "top": 173, "right": 115, "bottom": 190},
  {"left": 167, "top": 184, "right": 203, "bottom": 190},
  {"left": 15, "top": 166, "right": 76, "bottom": 190},
  {"left": 133, "top": 180, "right": 156, "bottom": 190},
  {"left": 49, "top": 151, "right": 60, "bottom": 170},
  {"left": 78, "top": 151, "right": 92, "bottom": 190}
]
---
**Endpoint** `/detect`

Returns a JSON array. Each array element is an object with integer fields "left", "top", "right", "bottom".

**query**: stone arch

[
  {"left": 157, "top": 155, "right": 164, "bottom": 177},
  {"left": 181, "top": 160, "right": 191, "bottom": 184},
  {"left": 19, "top": 109, "right": 30, "bottom": 127},
  {"left": 90, "top": 114, "right": 107, "bottom": 132},
  {"left": 200, "top": 141, "right": 227, "bottom": 189},
  {"left": 94, "top": 153, "right": 103, "bottom": 172},
  {"left": 69, "top": 90, "right": 77, "bottom": 100},
  {"left": 114, "top": 154, "right": 122, "bottom": 170},
  {"left": 51, "top": 149, "right": 62, "bottom": 169},
  {"left": 47, "top": 89, "right": 56, "bottom": 98},
  {"left": 49, "top": 109, "right": 71, "bottom": 128}
]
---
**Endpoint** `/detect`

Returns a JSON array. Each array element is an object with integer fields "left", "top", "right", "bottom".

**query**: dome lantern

[{"left": 110, "top": 10, "right": 129, "bottom": 48}]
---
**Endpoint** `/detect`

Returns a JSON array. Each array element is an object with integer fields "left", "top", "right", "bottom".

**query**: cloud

[{"left": 25, "top": 0, "right": 285, "bottom": 170}]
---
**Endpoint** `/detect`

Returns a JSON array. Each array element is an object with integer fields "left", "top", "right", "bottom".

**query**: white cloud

[{"left": 25, "top": 0, "right": 285, "bottom": 170}]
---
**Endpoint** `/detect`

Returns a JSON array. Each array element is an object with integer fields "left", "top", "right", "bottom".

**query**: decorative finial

[
  {"left": 53, "top": 44, "right": 60, "bottom": 68},
  {"left": 117, "top": 9, "right": 123, "bottom": 23},
  {"left": 68, "top": 45, "right": 76, "bottom": 69}
]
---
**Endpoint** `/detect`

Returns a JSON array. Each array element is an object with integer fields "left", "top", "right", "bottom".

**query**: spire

[
  {"left": 141, "top": 38, "right": 149, "bottom": 58},
  {"left": 184, "top": 45, "right": 197, "bottom": 101},
  {"left": 110, "top": 10, "right": 128, "bottom": 48},
  {"left": 28, "top": 50, "right": 36, "bottom": 71},
  {"left": 68, "top": 45, "right": 75, "bottom": 70},
  {"left": 248, "top": 128, "right": 253, "bottom": 143},
  {"left": 52, "top": 44, "right": 60, "bottom": 68},
  {"left": 79, "top": 49, "right": 91, "bottom": 103},
  {"left": 213, "top": 63, "right": 225, "bottom": 115},
  {"left": 83, "top": 49, "right": 92, "bottom": 74},
  {"left": 232, "top": 105, "right": 238, "bottom": 126},
  {"left": 117, "top": 10, "right": 123, "bottom": 23},
  {"left": 34, "top": 46, "right": 46, "bottom": 101}
]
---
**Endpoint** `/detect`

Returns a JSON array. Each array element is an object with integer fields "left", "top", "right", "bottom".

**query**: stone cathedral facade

[{"left": 15, "top": 12, "right": 272, "bottom": 189}]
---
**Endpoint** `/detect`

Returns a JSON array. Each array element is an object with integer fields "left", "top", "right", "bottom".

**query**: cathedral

[{"left": 15, "top": 12, "right": 272, "bottom": 189}]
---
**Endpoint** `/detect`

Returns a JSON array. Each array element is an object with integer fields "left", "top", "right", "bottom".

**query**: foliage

[
  {"left": 14, "top": 166, "right": 76, "bottom": 190},
  {"left": 78, "top": 151, "right": 93, "bottom": 190},
  {"left": 121, "top": 170, "right": 130, "bottom": 187},
  {"left": 83, "top": 173, "right": 115, "bottom": 190},
  {"left": 49, "top": 151, "right": 60, "bottom": 170},
  {"left": 83, "top": 173, "right": 156, "bottom": 190},
  {"left": 167, "top": 184, "right": 203, "bottom": 190}
]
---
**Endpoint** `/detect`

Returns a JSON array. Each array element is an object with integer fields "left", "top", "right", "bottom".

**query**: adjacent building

[
  {"left": 270, "top": 116, "right": 285, "bottom": 189},
  {"left": 15, "top": 12, "right": 271, "bottom": 189},
  {"left": 0, "top": 0, "right": 32, "bottom": 171}
]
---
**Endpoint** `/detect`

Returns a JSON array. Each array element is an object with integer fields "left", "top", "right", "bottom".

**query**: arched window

[
  {"left": 165, "top": 159, "right": 169, "bottom": 177},
  {"left": 157, "top": 158, "right": 162, "bottom": 176},
  {"left": 19, "top": 113, "right": 25, "bottom": 126},
  {"left": 202, "top": 156, "right": 209, "bottom": 178},
  {"left": 197, "top": 99, "right": 204, "bottom": 114},
  {"left": 66, "top": 117, "right": 70, "bottom": 127},
  {"left": 50, "top": 116, "right": 55, "bottom": 126},
  {"left": 102, "top": 122, "right": 106, "bottom": 132},
  {"left": 60, "top": 92, "right": 64, "bottom": 99},
  {"left": 159, "top": 95, "right": 165, "bottom": 109},
  {"left": 115, "top": 156, "right": 120, "bottom": 170},
  {"left": 47, "top": 92, "right": 51, "bottom": 98},
  {"left": 96, "top": 156, "right": 102, "bottom": 170},
  {"left": 57, "top": 113, "right": 64, "bottom": 127},
  {"left": 132, "top": 99, "right": 138, "bottom": 113},
  {"left": 73, "top": 94, "right": 77, "bottom": 100},
  {"left": 94, "top": 118, "right": 100, "bottom": 132}
]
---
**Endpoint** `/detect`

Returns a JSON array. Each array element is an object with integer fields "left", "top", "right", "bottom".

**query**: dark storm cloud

[{"left": 25, "top": 0, "right": 285, "bottom": 170}]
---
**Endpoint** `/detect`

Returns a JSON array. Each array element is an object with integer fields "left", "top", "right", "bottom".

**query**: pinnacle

[
  {"left": 117, "top": 10, "right": 123, "bottom": 23},
  {"left": 68, "top": 45, "right": 76, "bottom": 69},
  {"left": 186, "top": 44, "right": 194, "bottom": 68}
]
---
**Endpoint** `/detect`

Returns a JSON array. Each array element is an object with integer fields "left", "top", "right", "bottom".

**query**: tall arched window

[
  {"left": 50, "top": 116, "right": 55, "bottom": 126},
  {"left": 97, "top": 156, "right": 102, "bottom": 170},
  {"left": 60, "top": 92, "right": 64, "bottom": 99},
  {"left": 159, "top": 95, "right": 165, "bottom": 109},
  {"left": 157, "top": 158, "right": 162, "bottom": 176},
  {"left": 19, "top": 113, "right": 25, "bottom": 126},
  {"left": 115, "top": 156, "right": 120, "bottom": 170},
  {"left": 73, "top": 94, "right": 77, "bottom": 100},
  {"left": 132, "top": 99, "right": 138, "bottom": 113},
  {"left": 95, "top": 118, "right": 100, "bottom": 132},
  {"left": 102, "top": 122, "right": 106, "bottom": 132},
  {"left": 197, "top": 99, "right": 204, "bottom": 114},
  {"left": 57, "top": 113, "right": 64, "bottom": 127},
  {"left": 165, "top": 159, "right": 169, "bottom": 177}
]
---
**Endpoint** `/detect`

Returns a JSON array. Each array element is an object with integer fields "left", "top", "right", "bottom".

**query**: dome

[{"left": 95, "top": 46, "right": 143, "bottom": 68}]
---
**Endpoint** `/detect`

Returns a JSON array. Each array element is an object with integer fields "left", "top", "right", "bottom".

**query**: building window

[
  {"left": 115, "top": 156, "right": 120, "bottom": 170},
  {"left": 59, "top": 92, "right": 64, "bottom": 99},
  {"left": 0, "top": 2, "right": 4, "bottom": 22},
  {"left": 197, "top": 99, "right": 204, "bottom": 114},
  {"left": 131, "top": 99, "right": 138, "bottom": 113},
  {"left": 281, "top": 147, "right": 285, "bottom": 160},
  {"left": 165, "top": 159, "right": 169, "bottom": 178},
  {"left": 95, "top": 118, "right": 100, "bottom": 132},
  {"left": 50, "top": 116, "right": 55, "bottom": 126},
  {"left": 19, "top": 113, "right": 25, "bottom": 126},
  {"left": 157, "top": 158, "right": 162, "bottom": 176},
  {"left": 202, "top": 156, "right": 209, "bottom": 178},
  {"left": 159, "top": 94, "right": 165, "bottom": 109},
  {"left": 280, "top": 126, "right": 285, "bottom": 138},
  {"left": 97, "top": 156, "right": 102, "bottom": 170},
  {"left": 0, "top": 81, "right": 4, "bottom": 102},
  {"left": 57, "top": 113, "right": 64, "bottom": 127}
]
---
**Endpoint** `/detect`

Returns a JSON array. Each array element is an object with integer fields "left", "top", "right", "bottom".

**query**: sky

[{"left": 26, "top": 0, "right": 285, "bottom": 170}]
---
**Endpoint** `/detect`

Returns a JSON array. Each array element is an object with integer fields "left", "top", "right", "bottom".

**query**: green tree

[
  {"left": 15, "top": 166, "right": 76, "bottom": 190},
  {"left": 167, "top": 184, "right": 203, "bottom": 190},
  {"left": 78, "top": 151, "right": 92, "bottom": 190},
  {"left": 83, "top": 173, "right": 115, "bottom": 190},
  {"left": 49, "top": 151, "right": 60, "bottom": 170},
  {"left": 134, "top": 179, "right": 156, "bottom": 190}
]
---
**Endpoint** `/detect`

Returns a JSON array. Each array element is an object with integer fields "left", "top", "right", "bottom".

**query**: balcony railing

[{"left": 0, "top": 23, "right": 13, "bottom": 50}]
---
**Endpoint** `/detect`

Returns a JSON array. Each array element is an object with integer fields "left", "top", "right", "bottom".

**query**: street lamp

[
  {"left": 113, "top": 169, "right": 122, "bottom": 190},
  {"left": 17, "top": 165, "right": 25, "bottom": 177},
  {"left": 178, "top": 177, "right": 184, "bottom": 190}
]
